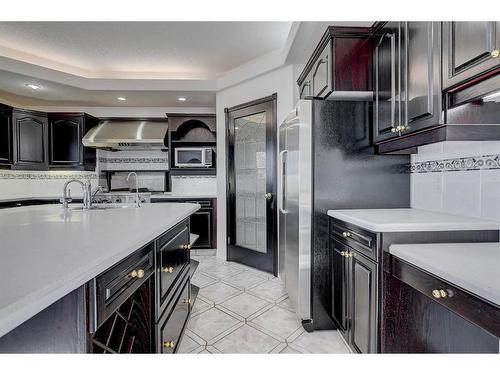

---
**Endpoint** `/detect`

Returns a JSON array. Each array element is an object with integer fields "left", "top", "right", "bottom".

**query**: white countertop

[
  {"left": 151, "top": 192, "right": 217, "bottom": 199},
  {"left": 0, "top": 202, "right": 199, "bottom": 338},
  {"left": 327, "top": 208, "right": 500, "bottom": 232},
  {"left": 389, "top": 243, "right": 500, "bottom": 306}
]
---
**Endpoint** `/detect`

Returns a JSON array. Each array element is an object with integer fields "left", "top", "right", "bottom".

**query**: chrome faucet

[
  {"left": 61, "top": 179, "right": 102, "bottom": 209},
  {"left": 127, "top": 172, "right": 141, "bottom": 208}
]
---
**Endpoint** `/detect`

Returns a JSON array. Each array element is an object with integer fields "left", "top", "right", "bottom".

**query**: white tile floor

[{"left": 178, "top": 255, "right": 351, "bottom": 354}]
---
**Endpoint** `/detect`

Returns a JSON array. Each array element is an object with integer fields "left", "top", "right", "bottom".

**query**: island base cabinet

[
  {"left": 157, "top": 273, "right": 191, "bottom": 354},
  {"left": 382, "top": 271, "right": 499, "bottom": 353}
]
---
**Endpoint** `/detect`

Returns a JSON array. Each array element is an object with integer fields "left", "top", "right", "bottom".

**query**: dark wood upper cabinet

[
  {"left": 48, "top": 113, "right": 98, "bottom": 170},
  {"left": 297, "top": 26, "right": 372, "bottom": 100},
  {"left": 402, "top": 22, "right": 443, "bottom": 132},
  {"left": 0, "top": 104, "right": 13, "bottom": 167},
  {"left": 374, "top": 22, "right": 401, "bottom": 142},
  {"left": 443, "top": 21, "right": 500, "bottom": 89},
  {"left": 12, "top": 109, "right": 48, "bottom": 170}
]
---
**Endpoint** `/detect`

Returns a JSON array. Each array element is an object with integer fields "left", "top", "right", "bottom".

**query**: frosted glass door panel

[{"left": 234, "top": 112, "right": 267, "bottom": 253}]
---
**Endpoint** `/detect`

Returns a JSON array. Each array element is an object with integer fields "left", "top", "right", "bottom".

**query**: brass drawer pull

[
  {"left": 342, "top": 231, "right": 351, "bottom": 238},
  {"left": 182, "top": 298, "right": 192, "bottom": 304},
  {"left": 179, "top": 244, "right": 192, "bottom": 250},
  {"left": 129, "top": 269, "right": 145, "bottom": 279},
  {"left": 162, "top": 341, "right": 175, "bottom": 348},
  {"left": 491, "top": 49, "right": 500, "bottom": 58},
  {"left": 432, "top": 289, "right": 449, "bottom": 299},
  {"left": 162, "top": 266, "right": 174, "bottom": 273}
]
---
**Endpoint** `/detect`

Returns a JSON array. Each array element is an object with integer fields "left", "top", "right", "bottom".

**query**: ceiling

[
  {"left": 0, "top": 22, "right": 293, "bottom": 79},
  {"left": 0, "top": 21, "right": 374, "bottom": 108}
]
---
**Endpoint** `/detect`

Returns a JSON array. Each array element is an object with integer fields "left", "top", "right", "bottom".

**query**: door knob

[{"left": 265, "top": 193, "right": 273, "bottom": 200}]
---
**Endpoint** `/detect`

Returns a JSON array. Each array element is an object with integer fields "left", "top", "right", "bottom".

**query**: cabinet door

[
  {"left": 0, "top": 109, "right": 12, "bottom": 165},
  {"left": 350, "top": 253, "right": 377, "bottom": 354},
  {"left": 190, "top": 210, "right": 212, "bottom": 248},
  {"left": 401, "top": 22, "right": 442, "bottom": 133},
  {"left": 443, "top": 21, "right": 500, "bottom": 89},
  {"left": 157, "top": 221, "right": 190, "bottom": 315},
  {"left": 12, "top": 111, "right": 48, "bottom": 170},
  {"left": 49, "top": 116, "right": 83, "bottom": 166},
  {"left": 374, "top": 22, "right": 401, "bottom": 142},
  {"left": 330, "top": 239, "right": 349, "bottom": 342},
  {"left": 312, "top": 41, "right": 333, "bottom": 98}
]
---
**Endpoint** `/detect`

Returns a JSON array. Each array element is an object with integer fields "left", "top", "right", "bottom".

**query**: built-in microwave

[{"left": 174, "top": 147, "right": 214, "bottom": 168}]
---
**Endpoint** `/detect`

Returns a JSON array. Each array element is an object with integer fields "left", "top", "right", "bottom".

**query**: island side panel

[{"left": 0, "top": 286, "right": 88, "bottom": 353}]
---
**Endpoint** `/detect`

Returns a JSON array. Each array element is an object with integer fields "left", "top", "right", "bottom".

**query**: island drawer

[
  {"left": 90, "top": 242, "right": 154, "bottom": 330},
  {"left": 330, "top": 218, "right": 378, "bottom": 261},
  {"left": 157, "top": 273, "right": 191, "bottom": 354},
  {"left": 156, "top": 218, "right": 191, "bottom": 317},
  {"left": 389, "top": 255, "right": 500, "bottom": 339}
]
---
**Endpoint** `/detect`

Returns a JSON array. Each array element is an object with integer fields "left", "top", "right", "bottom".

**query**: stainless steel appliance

[
  {"left": 278, "top": 100, "right": 312, "bottom": 323},
  {"left": 174, "top": 147, "right": 213, "bottom": 168}
]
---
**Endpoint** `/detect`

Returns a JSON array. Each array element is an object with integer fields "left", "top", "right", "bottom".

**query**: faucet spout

[{"left": 126, "top": 172, "right": 141, "bottom": 208}]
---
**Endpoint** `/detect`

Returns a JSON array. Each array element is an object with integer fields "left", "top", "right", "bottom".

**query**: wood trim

[{"left": 224, "top": 93, "right": 277, "bottom": 114}]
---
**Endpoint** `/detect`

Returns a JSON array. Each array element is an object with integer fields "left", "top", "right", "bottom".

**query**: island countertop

[
  {"left": 389, "top": 243, "right": 500, "bottom": 307},
  {"left": 327, "top": 208, "right": 500, "bottom": 232},
  {"left": 0, "top": 202, "right": 199, "bottom": 338}
]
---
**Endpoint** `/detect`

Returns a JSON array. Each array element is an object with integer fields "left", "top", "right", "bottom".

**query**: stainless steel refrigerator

[{"left": 278, "top": 99, "right": 410, "bottom": 330}]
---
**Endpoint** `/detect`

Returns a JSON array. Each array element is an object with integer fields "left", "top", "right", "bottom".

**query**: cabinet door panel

[
  {"left": 403, "top": 22, "right": 442, "bottom": 132},
  {"left": 374, "top": 22, "right": 400, "bottom": 142},
  {"left": 312, "top": 42, "right": 333, "bottom": 98},
  {"left": 13, "top": 112, "right": 48, "bottom": 169},
  {"left": 50, "top": 117, "right": 82, "bottom": 165},
  {"left": 443, "top": 22, "right": 500, "bottom": 88},
  {"left": 0, "top": 110, "right": 11, "bottom": 164},
  {"left": 350, "top": 253, "right": 377, "bottom": 354},
  {"left": 330, "top": 239, "right": 349, "bottom": 341}
]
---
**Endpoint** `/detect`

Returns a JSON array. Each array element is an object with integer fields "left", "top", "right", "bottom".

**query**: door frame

[{"left": 225, "top": 93, "right": 278, "bottom": 275}]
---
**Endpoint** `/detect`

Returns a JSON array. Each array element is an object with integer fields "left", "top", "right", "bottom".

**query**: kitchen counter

[
  {"left": 0, "top": 202, "right": 199, "bottom": 338},
  {"left": 389, "top": 243, "right": 500, "bottom": 306},
  {"left": 151, "top": 192, "right": 217, "bottom": 200},
  {"left": 327, "top": 208, "right": 500, "bottom": 232}
]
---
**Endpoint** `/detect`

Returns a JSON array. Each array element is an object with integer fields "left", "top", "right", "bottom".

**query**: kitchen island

[{"left": 0, "top": 202, "right": 199, "bottom": 353}]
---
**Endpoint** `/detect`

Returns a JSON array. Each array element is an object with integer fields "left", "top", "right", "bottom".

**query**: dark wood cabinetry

[
  {"left": 11, "top": 109, "right": 49, "bottom": 170},
  {"left": 48, "top": 113, "right": 98, "bottom": 170},
  {"left": 374, "top": 22, "right": 442, "bottom": 143},
  {"left": 0, "top": 104, "right": 12, "bottom": 167},
  {"left": 297, "top": 26, "right": 372, "bottom": 100},
  {"left": 443, "top": 21, "right": 500, "bottom": 89}
]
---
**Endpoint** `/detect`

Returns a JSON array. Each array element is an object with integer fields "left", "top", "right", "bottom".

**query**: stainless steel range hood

[{"left": 82, "top": 119, "right": 168, "bottom": 150}]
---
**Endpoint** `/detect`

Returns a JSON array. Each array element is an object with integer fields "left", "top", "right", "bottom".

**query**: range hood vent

[{"left": 82, "top": 119, "right": 168, "bottom": 151}]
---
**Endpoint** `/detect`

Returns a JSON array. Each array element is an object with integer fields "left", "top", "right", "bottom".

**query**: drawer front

[
  {"left": 157, "top": 275, "right": 191, "bottom": 353},
  {"left": 391, "top": 255, "right": 500, "bottom": 339},
  {"left": 330, "top": 219, "right": 378, "bottom": 261},
  {"left": 312, "top": 41, "right": 333, "bottom": 98},
  {"left": 94, "top": 242, "right": 154, "bottom": 329},
  {"left": 157, "top": 220, "right": 190, "bottom": 313}
]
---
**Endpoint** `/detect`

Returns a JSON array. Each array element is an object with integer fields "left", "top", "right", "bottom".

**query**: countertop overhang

[
  {"left": 389, "top": 243, "right": 500, "bottom": 307},
  {"left": 327, "top": 208, "right": 500, "bottom": 232},
  {"left": 0, "top": 202, "right": 199, "bottom": 338}
]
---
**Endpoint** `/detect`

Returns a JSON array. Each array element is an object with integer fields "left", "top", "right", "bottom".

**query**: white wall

[
  {"left": 215, "top": 64, "right": 296, "bottom": 259},
  {"left": 410, "top": 141, "right": 500, "bottom": 222}
]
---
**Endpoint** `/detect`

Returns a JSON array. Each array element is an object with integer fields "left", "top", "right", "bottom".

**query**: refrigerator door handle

[{"left": 279, "top": 149, "right": 288, "bottom": 214}]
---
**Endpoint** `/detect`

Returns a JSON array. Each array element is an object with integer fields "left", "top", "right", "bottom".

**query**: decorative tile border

[
  {"left": 98, "top": 157, "right": 167, "bottom": 164},
  {"left": 0, "top": 170, "right": 98, "bottom": 180},
  {"left": 410, "top": 154, "right": 500, "bottom": 173}
]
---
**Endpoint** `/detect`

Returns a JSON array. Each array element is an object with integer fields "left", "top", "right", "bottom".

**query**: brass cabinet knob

[
  {"left": 162, "top": 266, "right": 174, "bottom": 273},
  {"left": 129, "top": 269, "right": 145, "bottom": 278},
  {"left": 180, "top": 244, "right": 192, "bottom": 250},
  {"left": 432, "top": 289, "right": 448, "bottom": 299},
  {"left": 340, "top": 251, "right": 346, "bottom": 257},
  {"left": 162, "top": 341, "right": 175, "bottom": 348},
  {"left": 265, "top": 193, "right": 273, "bottom": 200},
  {"left": 342, "top": 231, "right": 351, "bottom": 238},
  {"left": 391, "top": 127, "right": 397, "bottom": 133},
  {"left": 182, "top": 298, "right": 192, "bottom": 304},
  {"left": 491, "top": 49, "right": 500, "bottom": 58},
  {"left": 347, "top": 252, "right": 355, "bottom": 258}
]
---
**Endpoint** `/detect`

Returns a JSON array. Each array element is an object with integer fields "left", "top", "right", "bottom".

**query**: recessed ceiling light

[
  {"left": 26, "top": 84, "right": 41, "bottom": 90},
  {"left": 178, "top": 97, "right": 187, "bottom": 102},
  {"left": 117, "top": 97, "right": 126, "bottom": 101}
]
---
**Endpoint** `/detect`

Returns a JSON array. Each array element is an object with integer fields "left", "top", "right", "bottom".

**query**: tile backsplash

[
  {"left": 0, "top": 170, "right": 98, "bottom": 200},
  {"left": 171, "top": 175, "right": 217, "bottom": 195},
  {"left": 410, "top": 141, "right": 500, "bottom": 221}
]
